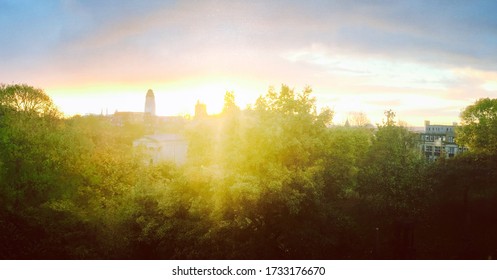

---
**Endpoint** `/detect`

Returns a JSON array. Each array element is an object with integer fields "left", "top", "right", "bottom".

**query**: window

[{"left": 435, "top": 146, "right": 441, "bottom": 156}]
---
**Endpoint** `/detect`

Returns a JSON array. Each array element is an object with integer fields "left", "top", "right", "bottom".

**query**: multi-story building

[{"left": 418, "top": 120, "right": 466, "bottom": 161}]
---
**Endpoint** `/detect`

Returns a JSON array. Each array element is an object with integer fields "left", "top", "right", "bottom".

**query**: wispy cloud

[{"left": 283, "top": 44, "right": 455, "bottom": 90}]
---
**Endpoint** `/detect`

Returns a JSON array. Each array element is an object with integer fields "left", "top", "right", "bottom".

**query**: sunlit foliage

[
  {"left": 1, "top": 84, "right": 497, "bottom": 259},
  {"left": 457, "top": 98, "right": 497, "bottom": 154}
]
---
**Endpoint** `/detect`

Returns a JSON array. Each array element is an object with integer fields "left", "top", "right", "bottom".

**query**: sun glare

[
  {"left": 46, "top": 72, "right": 460, "bottom": 127},
  {"left": 46, "top": 76, "right": 264, "bottom": 117}
]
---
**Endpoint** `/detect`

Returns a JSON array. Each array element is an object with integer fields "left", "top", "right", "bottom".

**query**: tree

[
  {"left": 222, "top": 91, "right": 240, "bottom": 115},
  {"left": 0, "top": 84, "right": 65, "bottom": 210},
  {"left": 358, "top": 110, "right": 428, "bottom": 258},
  {"left": 424, "top": 152, "right": 497, "bottom": 259},
  {"left": 349, "top": 112, "right": 372, "bottom": 127},
  {"left": 323, "top": 126, "right": 372, "bottom": 198},
  {"left": 0, "top": 84, "right": 60, "bottom": 117},
  {"left": 382, "top": 109, "right": 396, "bottom": 127},
  {"left": 359, "top": 120, "right": 425, "bottom": 216},
  {"left": 0, "top": 84, "right": 82, "bottom": 258},
  {"left": 457, "top": 98, "right": 497, "bottom": 154},
  {"left": 205, "top": 85, "right": 340, "bottom": 258}
]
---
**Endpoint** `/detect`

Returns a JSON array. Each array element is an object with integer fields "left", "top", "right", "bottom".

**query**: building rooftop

[{"left": 140, "top": 134, "right": 186, "bottom": 142}]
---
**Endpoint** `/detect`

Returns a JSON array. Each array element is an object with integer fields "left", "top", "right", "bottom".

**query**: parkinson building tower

[{"left": 145, "top": 89, "right": 156, "bottom": 116}]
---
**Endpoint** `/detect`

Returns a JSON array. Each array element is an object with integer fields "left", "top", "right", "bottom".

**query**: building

[
  {"left": 133, "top": 134, "right": 188, "bottom": 165},
  {"left": 111, "top": 89, "right": 158, "bottom": 127},
  {"left": 131, "top": 89, "right": 192, "bottom": 165},
  {"left": 111, "top": 111, "right": 145, "bottom": 126},
  {"left": 145, "top": 89, "right": 156, "bottom": 116},
  {"left": 419, "top": 120, "right": 466, "bottom": 160}
]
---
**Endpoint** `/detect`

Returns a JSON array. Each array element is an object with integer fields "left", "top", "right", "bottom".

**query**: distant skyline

[{"left": 2, "top": 0, "right": 497, "bottom": 125}]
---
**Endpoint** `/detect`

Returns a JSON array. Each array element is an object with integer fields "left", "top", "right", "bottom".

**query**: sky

[{"left": 1, "top": 0, "right": 497, "bottom": 126}]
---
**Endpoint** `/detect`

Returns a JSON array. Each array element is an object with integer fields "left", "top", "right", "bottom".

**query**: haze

[{"left": 2, "top": 0, "right": 497, "bottom": 125}]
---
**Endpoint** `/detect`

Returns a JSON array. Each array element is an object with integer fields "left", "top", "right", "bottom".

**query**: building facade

[
  {"left": 419, "top": 120, "right": 466, "bottom": 160},
  {"left": 111, "top": 111, "right": 145, "bottom": 126},
  {"left": 133, "top": 134, "right": 188, "bottom": 165}
]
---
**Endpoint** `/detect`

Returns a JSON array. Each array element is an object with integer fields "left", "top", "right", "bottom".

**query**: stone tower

[
  {"left": 145, "top": 89, "right": 156, "bottom": 116},
  {"left": 194, "top": 100, "right": 207, "bottom": 119}
]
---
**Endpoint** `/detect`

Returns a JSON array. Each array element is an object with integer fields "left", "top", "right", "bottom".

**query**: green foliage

[
  {"left": 359, "top": 117, "right": 428, "bottom": 220},
  {"left": 222, "top": 91, "right": 240, "bottom": 115},
  {"left": 2, "top": 83, "right": 497, "bottom": 259},
  {"left": 0, "top": 84, "right": 60, "bottom": 117},
  {"left": 382, "top": 109, "right": 396, "bottom": 127},
  {"left": 0, "top": 87, "right": 68, "bottom": 211},
  {"left": 180, "top": 85, "right": 342, "bottom": 258},
  {"left": 323, "top": 127, "right": 373, "bottom": 198},
  {"left": 424, "top": 153, "right": 497, "bottom": 259},
  {"left": 184, "top": 120, "right": 216, "bottom": 166},
  {"left": 457, "top": 98, "right": 497, "bottom": 154}
]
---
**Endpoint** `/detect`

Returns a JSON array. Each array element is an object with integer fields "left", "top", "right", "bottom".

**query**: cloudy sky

[{"left": 1, "top": 0, "right": 497, "bottom": 125}]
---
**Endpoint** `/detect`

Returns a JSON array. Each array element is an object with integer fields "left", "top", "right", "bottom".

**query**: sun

[
  {"left": 154, "top": 75, "right": 264, "bottom": 116},
  {"left": 157, "top": 80, "right": 227, "bottom": 116}
]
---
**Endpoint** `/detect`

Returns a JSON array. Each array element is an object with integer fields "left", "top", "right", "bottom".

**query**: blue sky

[{"left": 1, "top": 0, "right": 497, "bottom": 125}]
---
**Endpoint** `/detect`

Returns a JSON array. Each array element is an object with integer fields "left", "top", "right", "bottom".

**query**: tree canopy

[
  {"left": 457, "top": 98, "right": 497, "bottom": 154},
  {"left": 0, "top": 84, "right": 59, "bottom": 117},
  {"left": 1, "top": 83, "right": 497, "bottom": 260}
]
